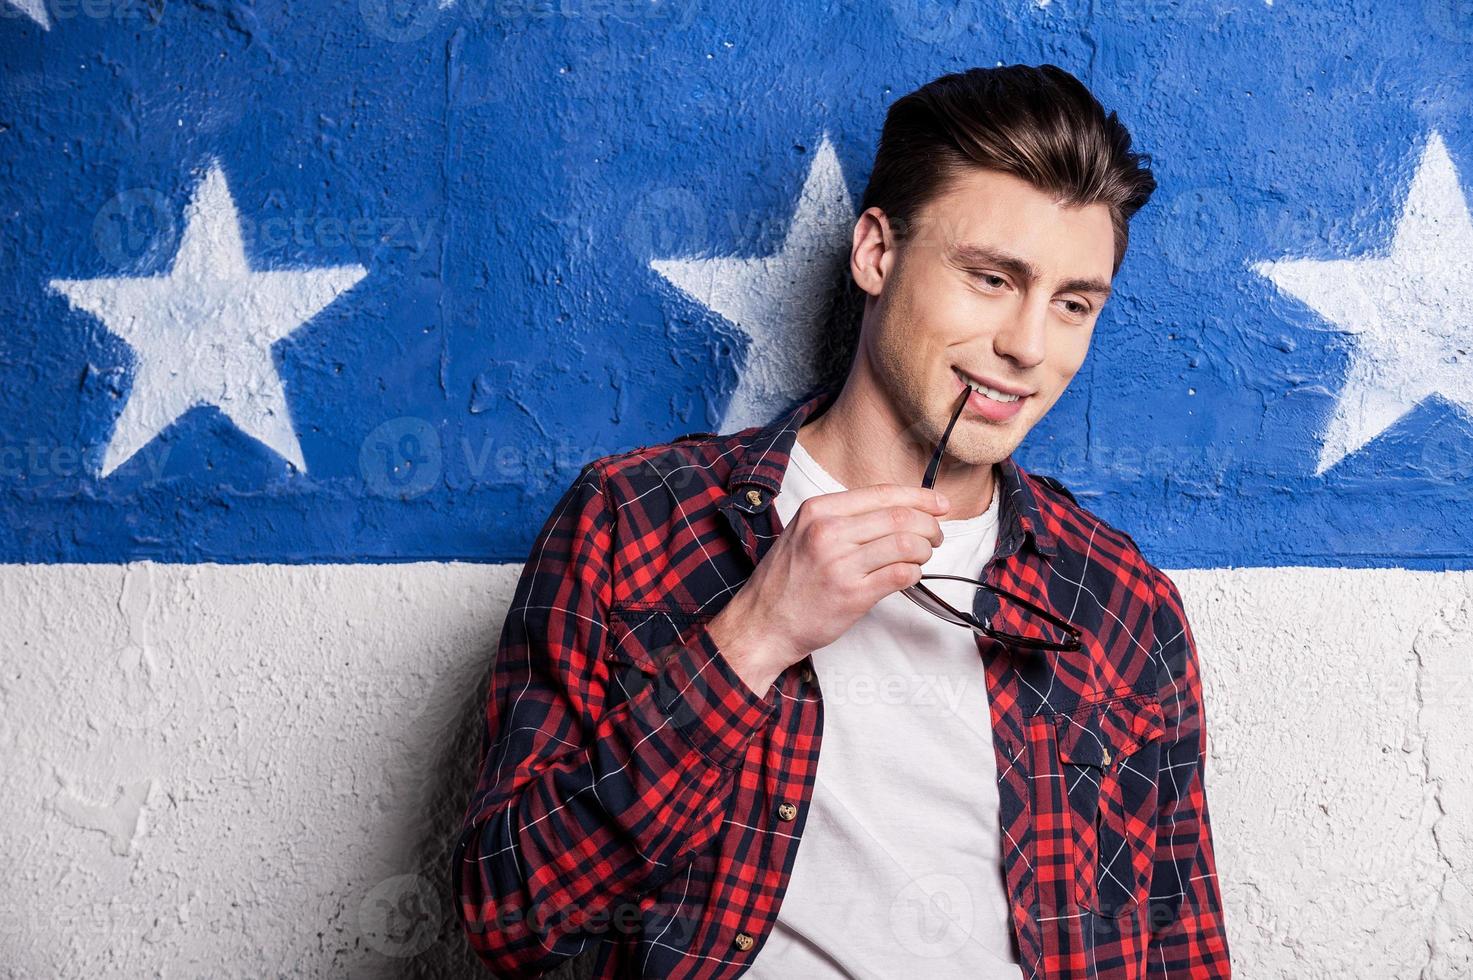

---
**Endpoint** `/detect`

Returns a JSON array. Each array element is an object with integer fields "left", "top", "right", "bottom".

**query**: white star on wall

[
  {"left": 49, "top": 159, "right": 367, "bottom": 477},
  {"left": 651, "top": 132, "right": 857, "bottom": 433},
  {"left": 1253, "top": 130, "right": 1473, "bottom": 475},
  {"left": 3, "top": 0, "right": 50, "bottom": 29}
]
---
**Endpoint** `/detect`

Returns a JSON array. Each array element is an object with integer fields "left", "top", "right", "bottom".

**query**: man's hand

[{"left": 707, "top": 483, "right": 951, "bottom": 695}]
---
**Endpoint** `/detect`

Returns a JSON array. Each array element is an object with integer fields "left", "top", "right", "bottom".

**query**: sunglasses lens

[
  {"left": 905, "top": 583, "right": 1078, "bottom": 650},
  {"left": 900, "top": 585, "right": 970, "bottom": 626}
]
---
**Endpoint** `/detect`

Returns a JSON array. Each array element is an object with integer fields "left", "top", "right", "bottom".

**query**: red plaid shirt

[{"left": 452, "top": 381, "right": 1231, "bottom": 979}]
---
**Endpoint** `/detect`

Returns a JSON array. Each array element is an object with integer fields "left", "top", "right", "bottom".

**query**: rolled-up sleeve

[{"left": 450, "top": 462, "right": 776, "bottom": 978}]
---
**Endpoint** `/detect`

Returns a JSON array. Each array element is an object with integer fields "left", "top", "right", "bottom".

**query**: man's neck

[{"left": 795, "top": 380, "right": 997, "bottom": 522}]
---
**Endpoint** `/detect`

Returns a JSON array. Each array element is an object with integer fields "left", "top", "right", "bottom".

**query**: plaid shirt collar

[{"left": 723, "top": 380, "right": 1060, "bottom": 560}]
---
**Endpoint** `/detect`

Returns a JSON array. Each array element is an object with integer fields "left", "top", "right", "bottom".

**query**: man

[{"left": 452, "top": 63, "right": 1231, "bottom": 979}]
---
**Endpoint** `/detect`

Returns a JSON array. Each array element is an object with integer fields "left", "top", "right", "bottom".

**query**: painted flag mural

[{"left": 3, "top": 1, "right": 1472, "bottom": 977}]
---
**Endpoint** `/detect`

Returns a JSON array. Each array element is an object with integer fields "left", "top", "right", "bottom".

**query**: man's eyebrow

[{"left": 949, "top": 241, "right": 1113, "bottom": 299}]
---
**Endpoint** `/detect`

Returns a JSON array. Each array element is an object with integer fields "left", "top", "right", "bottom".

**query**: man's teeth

[{"left": 958, "top": 373, "right": 1022, "bottom": 403}]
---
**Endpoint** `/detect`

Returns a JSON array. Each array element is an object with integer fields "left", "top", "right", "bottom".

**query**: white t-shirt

[{"left": 744, "top": 432, "right": 1021, "bottom": 978}]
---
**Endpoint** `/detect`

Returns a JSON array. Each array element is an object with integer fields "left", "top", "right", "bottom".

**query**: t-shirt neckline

[{"left": 789, "top": 434, "right": 999, "bottom": 537}]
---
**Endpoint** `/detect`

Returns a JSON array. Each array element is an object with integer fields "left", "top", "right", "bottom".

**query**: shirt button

[
  {"left": 745, "top": 488, "right": 764, "bottom": 507},
  {"left": 733, "top": 932, "right": 755, "bottom": 951},
  {"left": 1101, "top": 746, "right": 1112, "bottom": 766},
  {"left": 776, "top": 801, "right": 797, "bottom": 821},
  {"left": 799, "top": 665, "right": 813, "bottom": 683}
]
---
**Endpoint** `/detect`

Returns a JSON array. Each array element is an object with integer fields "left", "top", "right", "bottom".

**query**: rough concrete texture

[{"left": 2, "top": 563, "right": 1471, "bottom": 977}]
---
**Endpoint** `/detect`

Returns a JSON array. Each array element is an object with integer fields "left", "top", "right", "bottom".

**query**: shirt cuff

[{"left": 652, "top": 618, "right": 778, "bottom": 769}]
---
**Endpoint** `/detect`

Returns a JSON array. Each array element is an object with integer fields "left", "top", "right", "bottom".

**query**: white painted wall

[{"left": 2, "top": 563, "right": 1470, "bottom": 977}]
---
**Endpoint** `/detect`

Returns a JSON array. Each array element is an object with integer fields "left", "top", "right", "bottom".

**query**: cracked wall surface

[{"left": 1, "top": 562, "right": 1470, "bottom": 976}]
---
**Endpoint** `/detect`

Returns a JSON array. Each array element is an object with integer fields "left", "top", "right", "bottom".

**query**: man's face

[{"left": 853, "top": 166, "right": 1117, "bottom": 468}]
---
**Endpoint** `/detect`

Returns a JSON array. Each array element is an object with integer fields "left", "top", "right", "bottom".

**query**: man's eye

[
  {"left": 975, "top": 273, "right": 1007, "bottom": 289},
  {"left": 1061, "top": 299, "right": 1090, "bottom": 316}
]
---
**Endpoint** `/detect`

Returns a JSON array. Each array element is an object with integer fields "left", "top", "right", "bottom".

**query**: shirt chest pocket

[
  {"left": 1053, "top": 694, "right": 1167, "bottom": 919},
  {"left": 602, "top": 604, "right": 715, "bottom": 714}
]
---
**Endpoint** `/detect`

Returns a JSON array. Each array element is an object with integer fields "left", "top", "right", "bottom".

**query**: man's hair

[{"left": 814, "top": 63, "right": 1156, "bottom": 391}]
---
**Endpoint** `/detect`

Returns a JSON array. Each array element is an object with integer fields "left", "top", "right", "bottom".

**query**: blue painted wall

[{"left": 1, "top": 0, "right": 1470, "bottom": 567}]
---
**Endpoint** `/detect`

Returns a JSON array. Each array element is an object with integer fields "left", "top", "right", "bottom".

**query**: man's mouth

[{"left": 951, "top": 367, "right": 1032, "bottom": 421}]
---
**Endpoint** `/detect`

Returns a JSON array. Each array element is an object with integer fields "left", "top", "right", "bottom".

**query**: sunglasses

[{"left": 897, "top": 384, "right": 1083, "bottom": 652}]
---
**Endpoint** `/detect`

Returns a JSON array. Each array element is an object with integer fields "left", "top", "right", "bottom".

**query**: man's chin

[{"left": 943, "top": 430, "right": 1020, "bottom": 468}]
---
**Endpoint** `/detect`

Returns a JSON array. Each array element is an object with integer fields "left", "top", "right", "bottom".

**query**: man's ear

[{"left": 850, "top": 206, "right": 894, "bottom": 299}]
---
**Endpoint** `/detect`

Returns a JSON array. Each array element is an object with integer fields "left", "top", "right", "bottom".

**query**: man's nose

[{"left": 993, "top": 296, "right": 1049, "bottom": 368}]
